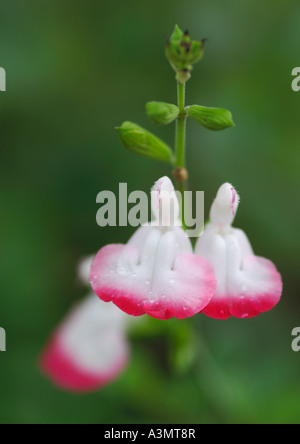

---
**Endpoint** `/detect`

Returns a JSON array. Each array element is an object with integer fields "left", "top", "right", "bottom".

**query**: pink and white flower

[
  {"left": 195, "top": 183, "right": 283, "bottom": 319},
  {"left": 40, "top": 258, "right": 131, "bottom": 392},
  {"left": 90, "top": 177, "right": 217, "bottom": 320}
]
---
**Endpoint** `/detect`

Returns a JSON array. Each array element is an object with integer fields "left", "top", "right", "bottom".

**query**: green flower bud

[
  {"left": 116, "top": 122, "right": 173, "bottom": 163},
  {"left": 165, "top": 25, "right": 205, "bottom": 83},
  {"left": 146, "top": 101, "right": 179, "bottom": 126},
  {"left": 188, "top": 105, "right": 235, "bottom": 131}
]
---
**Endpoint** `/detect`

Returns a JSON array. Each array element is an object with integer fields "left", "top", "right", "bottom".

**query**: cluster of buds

[
  {"left": 116, "top": 26, "right": 234, "bottom": 172},
  {"left": 165, "top": 25, "right": 205, "bottom": 83}
]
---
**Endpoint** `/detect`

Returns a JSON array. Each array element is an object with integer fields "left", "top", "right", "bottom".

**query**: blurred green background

[{"left": 1, "top": 0, "right": 300, "bottom": 424}]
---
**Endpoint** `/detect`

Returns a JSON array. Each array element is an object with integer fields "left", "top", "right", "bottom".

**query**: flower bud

[
  {"left": 151, "top": 176, "right": 180, "bottom": 227},
  {"left": 116, "top": 122, "right": 173, "bottom": 163},
  {"left": 188, "top": 105, "right": 235, "bottom": 131},
  {"left": 210, "top": 183, "right": 240, "bottom": 227},
  {"left": 146, "top": 101, "right": 179, "bottom": 126},
  {"left": 165, "top": 25, "right": 205, "bottom": 83}
]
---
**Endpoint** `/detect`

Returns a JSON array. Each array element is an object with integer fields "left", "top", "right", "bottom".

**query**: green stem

[
  {"left": 175, "top": 81, "right": 188, "bottom": 227},
  {"left": 176, "top": 81, "right": 187, "bottom": 168}
]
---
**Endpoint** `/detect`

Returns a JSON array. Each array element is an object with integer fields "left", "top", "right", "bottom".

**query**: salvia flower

[
  {"left": 195, "top": 183, "right": 283, "bottom": 319},
  {"left": 40, "top": 258, "right": 131, "bottom": 393},
  {"left": 90, "top": 177, "right": 217, "bottom": 320}
]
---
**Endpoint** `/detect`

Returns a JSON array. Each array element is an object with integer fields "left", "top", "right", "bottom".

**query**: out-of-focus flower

[
  {"left": 195, "top": 183, "right": 283, "bottom": 319},
  {"left": 40, "top": 258, "right": 132, "bottom": 393},
  {"left": 90, "top": 177, "right": 217, "bottom": 320}
]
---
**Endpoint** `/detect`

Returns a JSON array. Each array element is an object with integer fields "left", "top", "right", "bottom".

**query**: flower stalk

[{"left": 175, "top": 81, "right": 187, "bottom": 170}]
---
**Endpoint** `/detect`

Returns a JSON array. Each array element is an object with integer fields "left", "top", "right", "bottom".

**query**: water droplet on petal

[
  {"left": 117, "top": 266, "right": 128, "bottom": 277},
  {"left": 147, "top": 298, "right": 160, "bottom": 309},
  {"left": 241, "top": 313, "right": 248, "bottom": 319}
]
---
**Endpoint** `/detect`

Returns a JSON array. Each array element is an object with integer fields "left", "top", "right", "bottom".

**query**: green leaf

[
  {"left": 188, "top": 105, "right": 235, "bottom": 131},
  {"left": 146, "top": 101, "right": 179, "bottom": 125},
  {"left": 116, "top": 121, "right": 173, "bottom": 163}
]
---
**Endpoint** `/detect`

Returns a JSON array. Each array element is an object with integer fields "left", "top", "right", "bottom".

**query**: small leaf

[
  {"left": 146, "top": 102, "right": 179, "bottom": 125},
  {"left": 188, "top": 105, "right": 235, "bottom": 131},
  {"left": 116, "top": 122, "right": 173, "bottom": 163}
]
